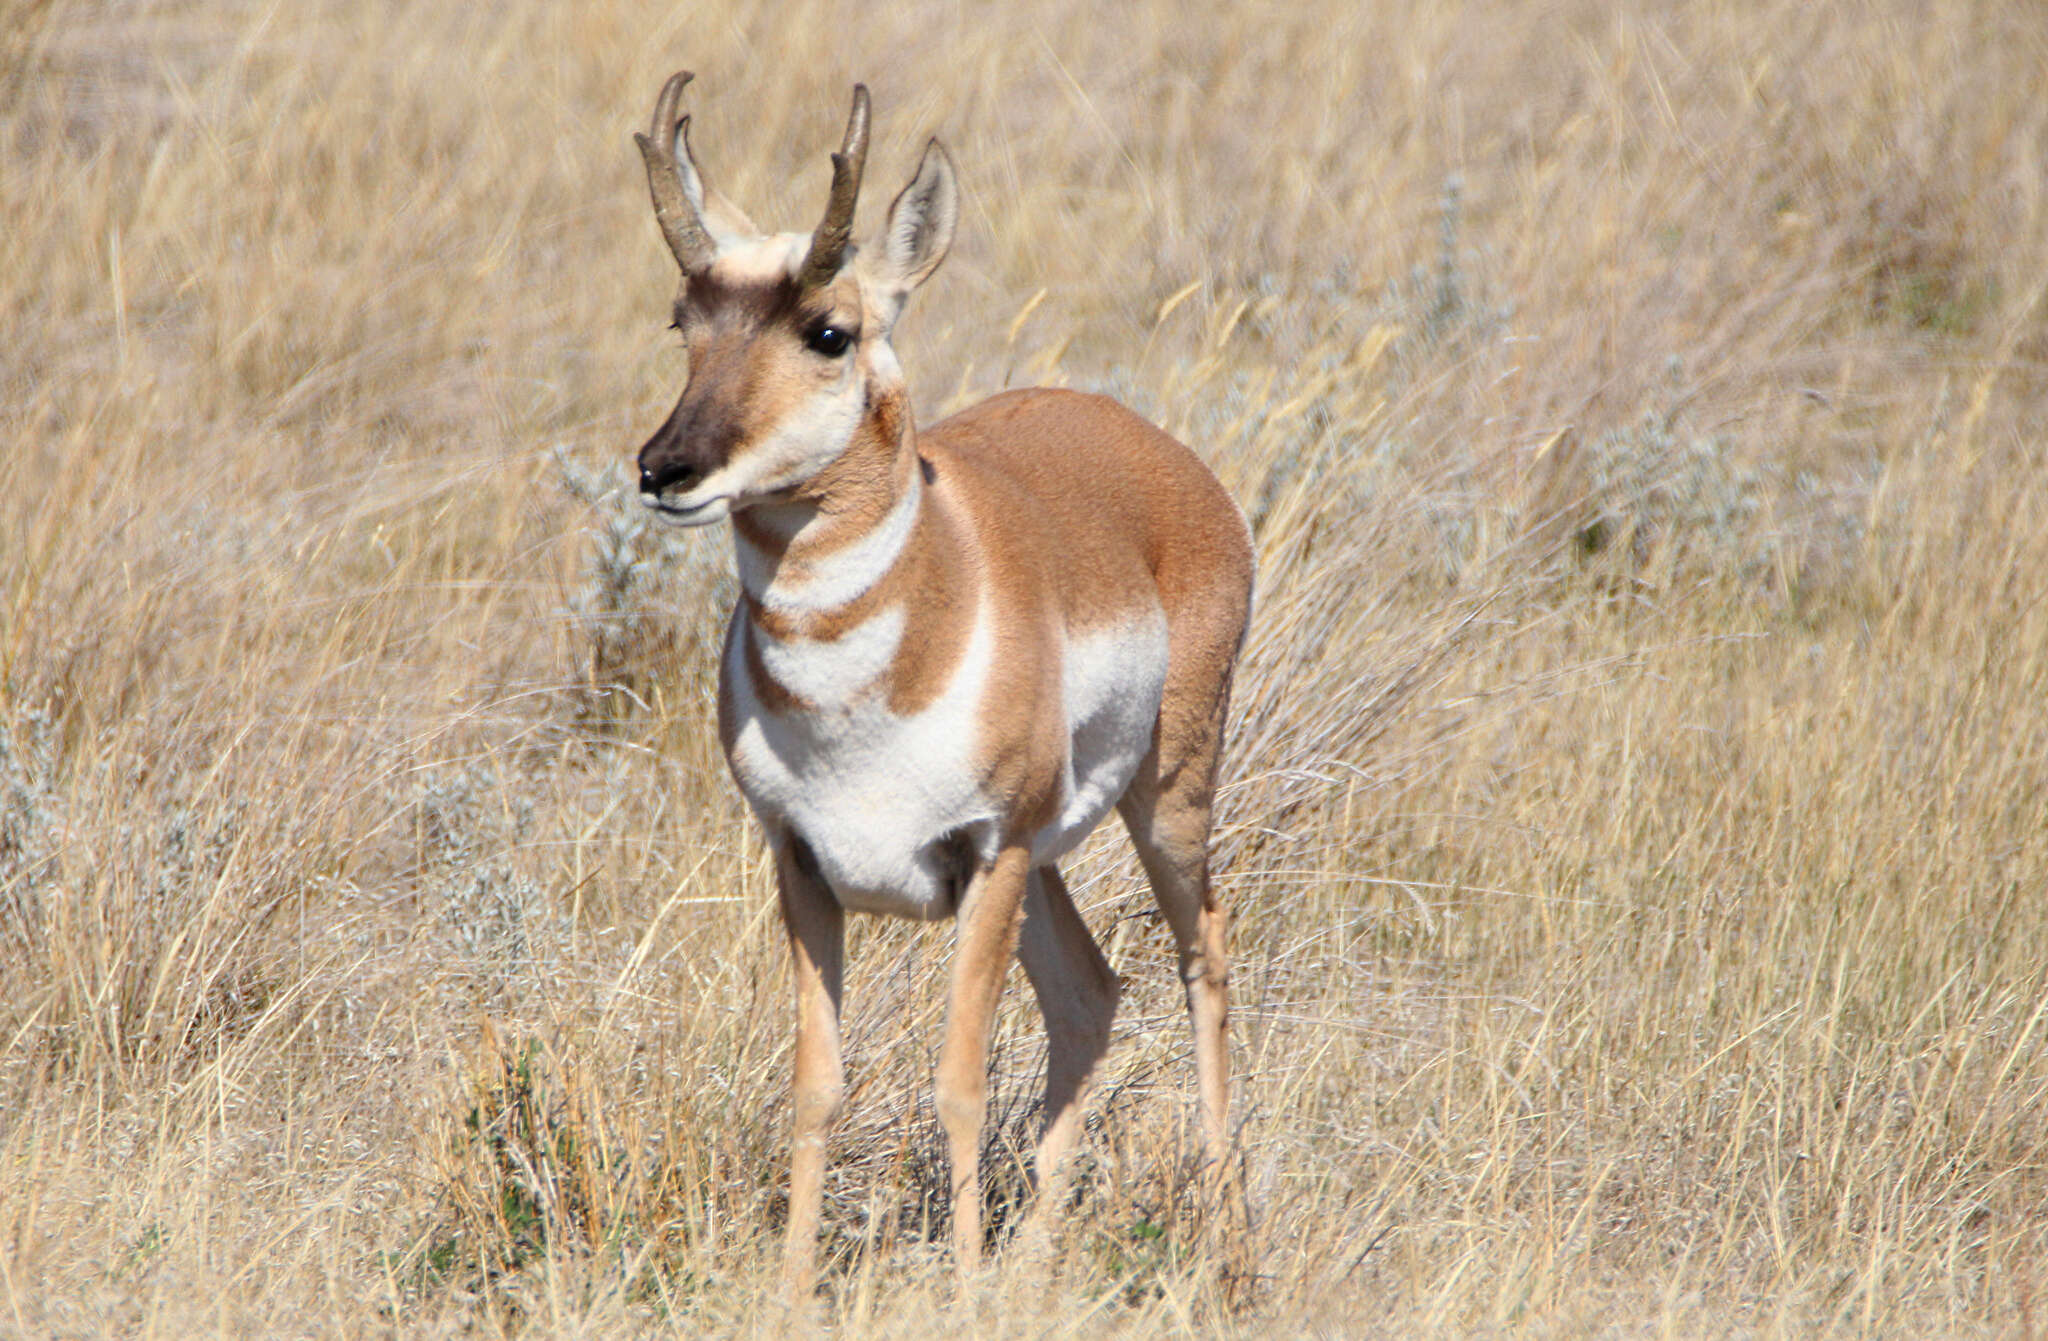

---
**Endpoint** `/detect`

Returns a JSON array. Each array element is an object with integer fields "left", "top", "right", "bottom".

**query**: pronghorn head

[{"left": 632, "top": 73, "right": 959, "bottom": 527}]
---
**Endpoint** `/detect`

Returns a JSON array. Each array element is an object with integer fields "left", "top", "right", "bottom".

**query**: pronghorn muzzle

[{"left": 637, "top": 385, "right": 740, "bottom": 502}]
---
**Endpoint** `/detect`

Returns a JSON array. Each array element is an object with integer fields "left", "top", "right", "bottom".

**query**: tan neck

[{"left": 731, "top": 386, "right": 922, "bottom": 616}]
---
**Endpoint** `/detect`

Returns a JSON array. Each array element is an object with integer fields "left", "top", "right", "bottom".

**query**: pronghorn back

[
  {"left": 920, "top": 387, "right": 1254, "bottom": 836},
  {"left": 922, "top": 388, "right": 1254, "bottom": 640}
]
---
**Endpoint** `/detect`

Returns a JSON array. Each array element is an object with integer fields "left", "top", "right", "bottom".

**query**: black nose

[{"left": 640, "top": 461, "right": 699, "bottom": 495}]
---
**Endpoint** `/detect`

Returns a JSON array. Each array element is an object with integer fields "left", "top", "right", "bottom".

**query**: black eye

[{"left": 805, "top": 325, "right": 852, "bottom": 357}]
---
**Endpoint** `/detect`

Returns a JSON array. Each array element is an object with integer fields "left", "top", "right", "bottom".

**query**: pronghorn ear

[
  {"left": 869, "top": 139, "right": 957, "bottom": 329},
  {"left": 670, "top": 118, "right": 758, "bottom": 242}
]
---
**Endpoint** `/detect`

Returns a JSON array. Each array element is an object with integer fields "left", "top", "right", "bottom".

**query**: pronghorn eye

[{"left": 805, "top": 325, "right": 852, "bottom": 357}]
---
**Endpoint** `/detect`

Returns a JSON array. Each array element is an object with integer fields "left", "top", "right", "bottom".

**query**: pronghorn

[{"left": 629, "top": 72, "right": 1254, "bottom": 1283}]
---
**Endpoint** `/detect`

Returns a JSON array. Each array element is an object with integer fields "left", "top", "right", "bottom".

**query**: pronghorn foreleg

[
  {"left": 1016, "top": 863, "right": 1119, "bottom": 1249},
  {"left": 774, "top": 835, "right": 845, "bottom": 1298},
  {"left": 934, "top": 844, "right": 1033, "bottom": 1276}
]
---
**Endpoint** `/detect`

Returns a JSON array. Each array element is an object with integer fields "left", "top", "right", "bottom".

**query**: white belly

[
  {"left": 722, "top": 596, "right": 1170, "bottom": 920},
  {"left": 724, "top": 596, "right": 1000, "bottom": 919},
  {"left": 1032, "top": 610, "right": 1171, "bottom": 864}
]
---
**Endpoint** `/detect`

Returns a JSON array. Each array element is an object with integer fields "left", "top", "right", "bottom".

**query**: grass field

[{"left": 6, "top": 0, "right": 2048, "bottom": 1333}]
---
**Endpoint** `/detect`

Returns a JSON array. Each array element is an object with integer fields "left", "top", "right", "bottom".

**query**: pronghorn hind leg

[
  {"left": 774, "top": 834, "right": 846, "bottom": 1301},
  {"left": 934, "top": 845, "right": 1034, "bottom": 1277},
  {"left": 1015, "top": 863, "right": 1120, "bottom": 1251},
  {"left": 1118, "top": 667, "right": 1235, "bottom": 1182}
]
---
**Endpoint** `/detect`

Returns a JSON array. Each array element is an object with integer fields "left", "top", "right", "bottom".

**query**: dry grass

[{"left": 6, "top": 0, "right": 2048, "bottom": 1334}]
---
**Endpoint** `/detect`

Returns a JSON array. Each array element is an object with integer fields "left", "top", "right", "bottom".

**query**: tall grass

[{"left": 4, "top": 0, "right": 2047, "bottom": 1333}]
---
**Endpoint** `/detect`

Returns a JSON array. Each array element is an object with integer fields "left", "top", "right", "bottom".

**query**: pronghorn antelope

[{"left": 629, "top": 72, "right": 1253, "bottom": 1282}]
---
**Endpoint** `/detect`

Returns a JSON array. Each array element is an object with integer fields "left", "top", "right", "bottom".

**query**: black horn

[{"left": 793, "top": 85, "right": 871, "bottom": 289}]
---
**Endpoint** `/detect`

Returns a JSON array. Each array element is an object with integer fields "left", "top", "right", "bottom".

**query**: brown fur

[
  {"left": 629, "top": 77, "right": 1252, "bottom": 1293},
  {"left": 717, "top": 384, "right": 1251, "bottom": 1290},
  {"left": 724, "top": 384, "right": 1250, "bottom": 1288}
]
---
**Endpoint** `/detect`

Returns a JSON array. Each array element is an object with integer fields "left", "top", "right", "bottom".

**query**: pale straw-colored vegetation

[{"left": 5, "top": 0, "right": 2048, "bottom": 1334}]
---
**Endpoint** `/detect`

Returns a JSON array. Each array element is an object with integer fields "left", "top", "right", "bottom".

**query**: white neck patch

[
  {"left": 736, "top": 467, "right": 923, "bottom": 614},
  {"left": 753, "top": 603, "right": 907, "bottom": 710}
]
